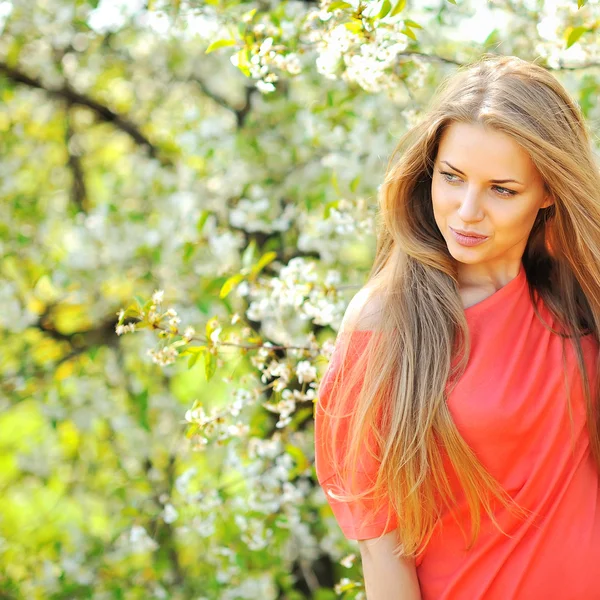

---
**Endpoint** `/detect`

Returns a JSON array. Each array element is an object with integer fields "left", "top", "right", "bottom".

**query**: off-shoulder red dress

[{"left": 314, "top": 263, "right": 600, "bottom": 599}]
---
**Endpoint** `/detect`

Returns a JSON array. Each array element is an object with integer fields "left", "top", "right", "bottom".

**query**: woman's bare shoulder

[{"left": 340, "top": 286, "right": 385, "bottom": 333}]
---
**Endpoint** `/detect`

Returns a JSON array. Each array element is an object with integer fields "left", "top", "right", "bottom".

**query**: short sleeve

[{"left": 314, "top": 331, "right": 399, "bottom": 540}]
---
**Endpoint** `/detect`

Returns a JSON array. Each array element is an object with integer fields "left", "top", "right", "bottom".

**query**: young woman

[{"left": 314, "top": 54, "right": 600, "bottom": 599}]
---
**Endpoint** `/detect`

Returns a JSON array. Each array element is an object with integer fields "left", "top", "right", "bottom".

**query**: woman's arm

[{"left": 358, "top": 529, "right": 422, "bottom": 600}]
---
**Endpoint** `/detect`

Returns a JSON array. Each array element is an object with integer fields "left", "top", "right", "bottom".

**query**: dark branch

[
  {"left": 398, "top": 51, "right": 463, "bottom": 66},
  {"left": 400, "top": 51, "right": 600, "bottom": 72},
  {"left": 65, "top": 110, "right": 88, "bottom": 212},
  {"left": 191, "top": 76, "right": 256, "bottom": 127},
  {"left": 0, "top": 61, "right": 171, "bottom": 165}
]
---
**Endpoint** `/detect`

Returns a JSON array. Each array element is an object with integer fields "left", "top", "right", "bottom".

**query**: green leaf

[
  {"left": 483, "top": 28, "right": 500, "bottom": 50},
  {"left": 220, "top": 273, "right": 245, "bottom": 299},
  {"left": 141, "top": 298, "right": 154, "bottom": 315},
  {"left": 350, "top": 175, "right": 360, "bottom": 193},
  {"left": 401, "top": 26, "right": 417, "bottom": 41},
  {"left": 578, "top": 74, "right": 597, "bottom": 117},
  {"left": 134, "top": 389, "right": 150, "bottom": 432},
  {"left": 204, "top": 349, "right": 217, "bottom": 381},
  {"left": 185, "top": 423, "right": 200, "bottom": 439},
  {"left": 241, "top": 7, "right": 257, "bottom": 21},
  {"left": 344, "top": 21, "right": 363, "bottom": 34},
  {"left": 117, "top": 304, "right": 140, "bottom": 325},
  {"left": 251, "top": 251, "right": 277, "bottom": 277},
  {"left": 286, "top": 443, "right": 309, "bottom": 478},
  {"left": 180, "top": 346, "right": 206, "bottom": 357},
  {"left": 188, "top": 353, "right": 200, "bottom": 369},
  {"left": 323, "top": 200, "right": 339, "bottom": 219},
  {"left": 205, "top": 39, "right": 237, "bottom": 54},
  {"left": 578, "top": 0, "right": 587, "bottom": 7},
  {"left": 327, "top": 0, "right": 353, "bottom": 11},
  {"left": 566, "top": 26, "right": 587, "bottom": 48},
  {"left": 404, "top": 18, "right": 423, "bottom": 28},
  {"left": 196, "top": 210, "right": 210, "bottom": 233},
  {"left": 376, "top": 0, "right": 392, "bottom": 19},
  {"left": 236, "top": 48, "right": 252, "bottom": 77},
  {"left": 183, "top": 241, "right": 195, "bottom": 263},
  {"left": 390, "top": 0, "right": 406, "bottom": 17},
  {"left": 447, "top": 0, "right": 457, "bottom": 4},
  {"left": 205, "top": 317, "right": 219, "bottom": 344}
]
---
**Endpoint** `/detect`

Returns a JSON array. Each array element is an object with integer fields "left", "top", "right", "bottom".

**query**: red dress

[{"left": 314, "top": 263, "right": 600, "bottom": 599}]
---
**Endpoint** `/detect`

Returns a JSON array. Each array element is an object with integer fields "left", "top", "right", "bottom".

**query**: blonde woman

[{"left": 314, "top": 54, "right": 600, "bottom": 599}]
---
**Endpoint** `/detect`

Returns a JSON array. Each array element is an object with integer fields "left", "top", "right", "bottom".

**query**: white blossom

[{"left": 128, "top": 525, "right": 159, "bottom": 553}]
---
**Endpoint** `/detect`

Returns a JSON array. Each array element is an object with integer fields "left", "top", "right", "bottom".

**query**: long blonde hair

[{"left": 318, "top": 54, "right": 600, "bottom": 557}]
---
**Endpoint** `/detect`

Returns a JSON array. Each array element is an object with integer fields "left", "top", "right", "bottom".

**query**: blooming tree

[{"left": 0, "top": 0, "right": 598, "bottom": 597}]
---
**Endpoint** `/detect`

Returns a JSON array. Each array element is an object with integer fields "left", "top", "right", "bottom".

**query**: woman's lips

[{"left": 449, "top": 227, "right": 489, "bottom": 247}]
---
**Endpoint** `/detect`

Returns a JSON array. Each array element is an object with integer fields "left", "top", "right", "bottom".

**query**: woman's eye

[
  {"left": 439, "top": 171, "right": 517, "bottom": 197},
  {"left": 440, "top": 171, "right": 460, "bottom": 183},
  {"left": 493, "top": 186, "right": 517, "bottom": 197}
]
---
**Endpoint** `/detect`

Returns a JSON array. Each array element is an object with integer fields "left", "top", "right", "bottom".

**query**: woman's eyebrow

[{"left": 440, "top": 160, "right": 524, "bottom": 185}]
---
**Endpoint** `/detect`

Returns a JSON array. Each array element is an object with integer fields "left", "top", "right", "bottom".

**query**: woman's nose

[{"left": 457, "top": 188, "right": 484, "bottom": 221}]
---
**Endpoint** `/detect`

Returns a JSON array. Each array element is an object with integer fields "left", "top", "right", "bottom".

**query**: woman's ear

[{"left": 541, "top": 194, "right": 555, "bottom": 209}]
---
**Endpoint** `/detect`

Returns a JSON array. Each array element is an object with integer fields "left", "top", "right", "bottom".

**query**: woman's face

[{"left": 431, "top": 121, "right": 553, "bottom": 275}]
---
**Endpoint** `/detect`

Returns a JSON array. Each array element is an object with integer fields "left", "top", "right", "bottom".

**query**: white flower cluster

[
  {"left": 60, "top": 553, "right": 94, "bottom": 586},
  {"left": 115, "top": 322, "right": 136, "bottom": 335},
  {"left": 246, "top": 257, "right": 347, "bottom": 331},
  {"left": 534, "top": 1, "right": 600, "bottom": 71},
  {"left": 0, "top": 280, "right": 38, "bottom": 332},
  {"left": 124, "top": 525, "right": 159, "bottom": 554},
  {"left": 184, "top": 388, "right": 256, "bottom": 447},
  {"left": 248, "top": 435, "right": 282, "bottom": 460},
  {"left": 314, "top": 24, "right": 361, "bottom": 80},
  {"left": 305, "top": 2, "right": 410, "bottom": 93},
  {"left": 340, "top": 552, "right": 357, "bottom": 568},
  {"left": 230, "top": 18, "right": 304, "bottom": 94},
  {"left": 207, "top": 228, "right": 247, "bottom": 276},
  {"left": 345, "top": 31, "right": 409, "bottom": 93},
  {"left": 296, "top": 360, "right": 317, "bottom": 384},
  {"left": 146, "top": 345, "right": 178, "bottom": 366},
  {"left": 219, "top": 573, "right": 278, "bottom": 600},
  {"left": 190, "top": 511, "right": 217, "bottom": 538},
  {"left": 237, "top": 515, "right": 274, "bottom": 551},
  {"left": 297, "top": 198, "right": 376, "bottom": 264},
  {"left": 175, "top": 466, "right": 198, "bottom": 498},
  {"left": 175, "top": 483, "right": 222, "bottom": 540},
  {"left": 162, "top": 503, "right": 178, "bottom": 524},
  {"left": 259, "top": 360, "right": 319, "bottom": 426},
  {"left": 334, "top": 577, "right": 363, "bottom": 596},
  {"left": 259, "top": 356, "right": 293, "bottom": 387},
  {"left": 238, "top": 454, "right": 298, "bottom": 518},
  {"left": 262, "top": 390, "right": 297, "bottom": 429},
  {"left": 319, "top": 337, "right": 337, "bottom": 361},
  {"left": 229, "top": 184, "right": 297, "bottom": 233}
]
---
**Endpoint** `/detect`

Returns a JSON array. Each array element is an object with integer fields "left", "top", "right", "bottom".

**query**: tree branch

[
  {"left": 65, "top": 110, "right": 88, "bottom": 212},
  {"left": 0, "top": 61, "right": 171, "bottom": 165},
  {"left": 398, "top": 51, "right": 463, "bottom": 66},
  {"left": 191, "top": 76, "right": 256, "bottom": 127},
  {"left": 398, "top": 50, "right": 600, "bottom": 72}
]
